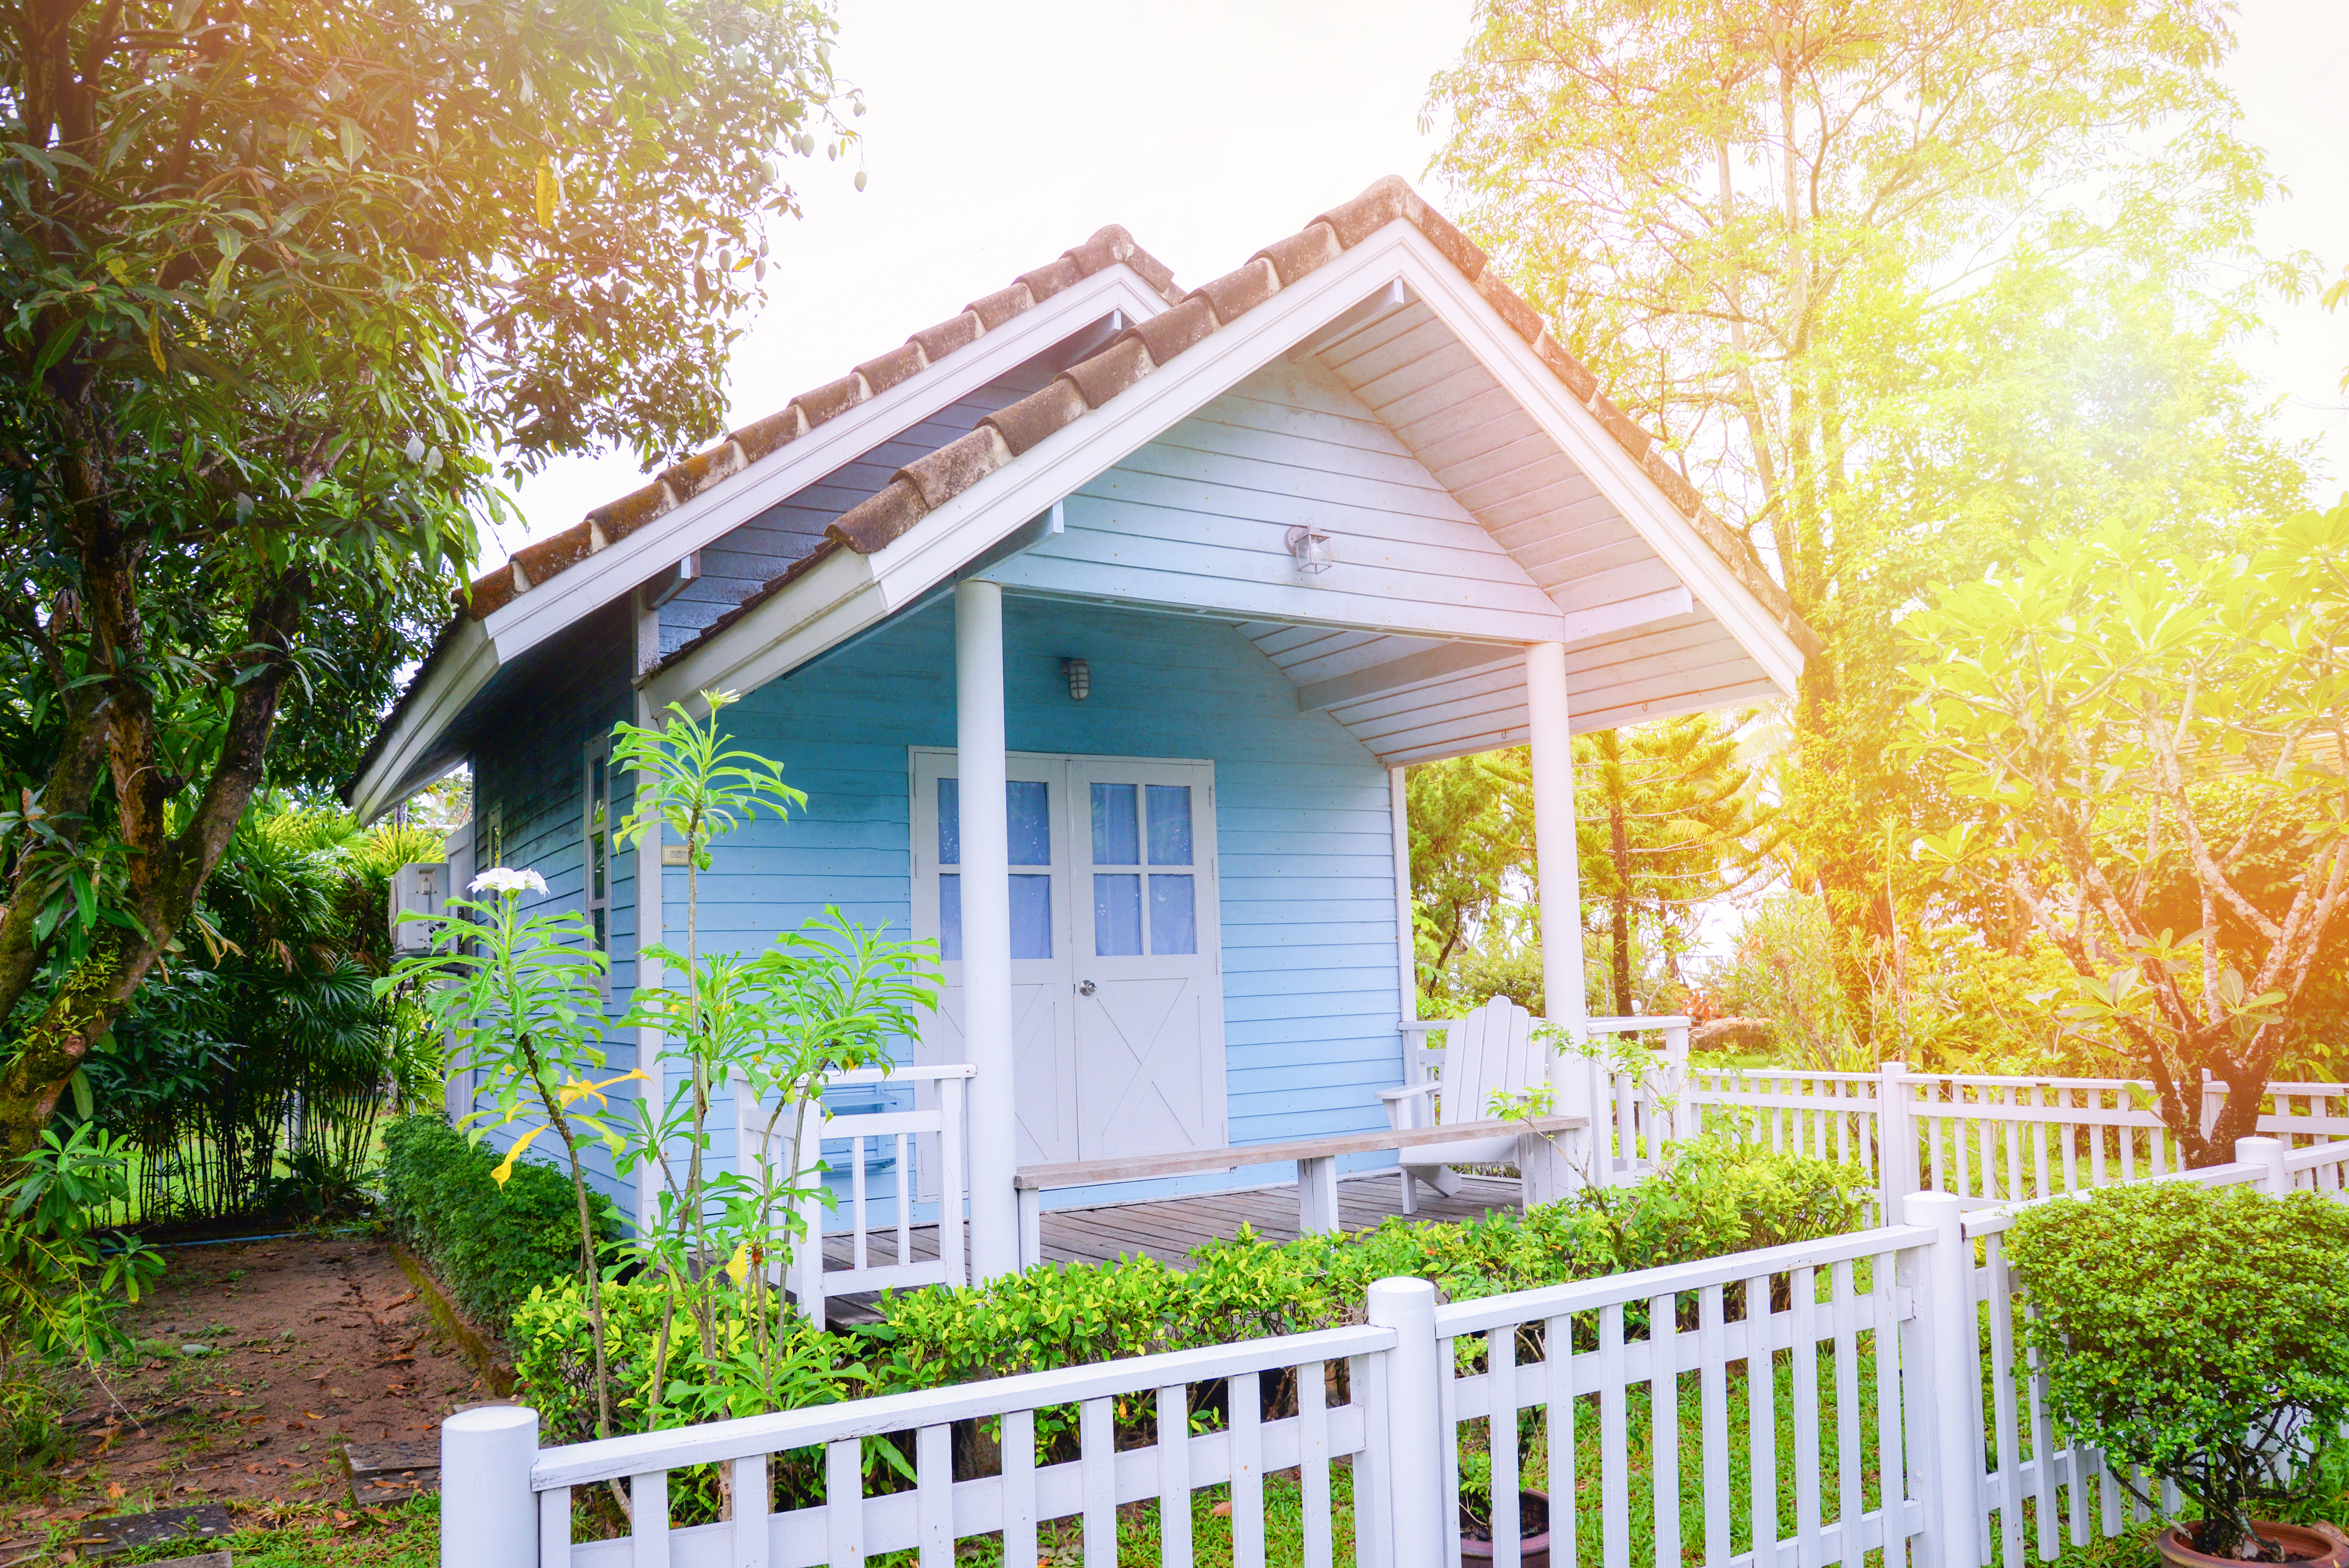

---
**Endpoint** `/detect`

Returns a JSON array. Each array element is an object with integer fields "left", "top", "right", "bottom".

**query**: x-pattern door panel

[
  {"left": 911, "top": 750, "right": 1225, "bottom": 1166},
  {"left": 1067, "top": 759, "right": 1224, "bottom": 1158}
]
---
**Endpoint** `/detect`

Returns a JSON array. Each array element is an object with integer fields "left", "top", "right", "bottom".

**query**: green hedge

[
  {"left": 512, "top": 1137, "right": 1870, "bottom": 1451},
  {"left": 380, "top": 1114, "right": 623, "bottom": 1338}
]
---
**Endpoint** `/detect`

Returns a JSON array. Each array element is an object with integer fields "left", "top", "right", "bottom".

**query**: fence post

[
  {"left": 1879, "top": 1060, "right": 1917, "bottom": 1220},
  {"left": 2199, "top": 1069, "right": 2223, "bottom": 1142},
  {"left": 2236, "top": 1134, "right": 2289, "bottom": 1195},
  {"left": 1903, "top": 1191, "right": 1981, "bottom": 1568},
  {"left": 442, "top": 1404, "right": 539, "bottom": 1568},
  {"left": 1662, "top": 1022, "right": 1692, "bottom": 1145},
  {"left": 1367, "top": 1277, "right": 1445, "bottom": 1568}
]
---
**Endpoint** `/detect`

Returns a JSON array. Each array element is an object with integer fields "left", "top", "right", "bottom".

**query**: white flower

[{"left": 470, "top": 867, "right": 548, "bottom": 897}]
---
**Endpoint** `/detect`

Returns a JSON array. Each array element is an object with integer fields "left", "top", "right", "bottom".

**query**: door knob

[{"left": 1078, "top": 979, "right": 1097, "bottom": 996}]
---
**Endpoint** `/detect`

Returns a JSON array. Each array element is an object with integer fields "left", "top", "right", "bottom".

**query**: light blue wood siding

[
  {"left": 459, "top": 615, "right": 640, "bottom": 1211},
  {"left": 982, "top": 360, "right": 1569, "bottom": 643},
  {"left": 689, "top": 593, "right": 1407, "bottom": 1208}
]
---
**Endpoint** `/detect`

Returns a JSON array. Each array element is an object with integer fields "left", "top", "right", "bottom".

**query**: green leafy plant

[
  {"left": 2006, "top": 1179, "right": 2349, "bottom": 1559},
  {"left": 0, "top": 1120, "right": 162, "bottom": 1478},
  {"left": 1901, "top": 509, "right": 2349, "bottom": 1163},
  {"left": 609, "top": 692, "right": 938, "bottom": 1437},
  {"left": 384, "top": 872, "right": 639, "bottom": 1440}
]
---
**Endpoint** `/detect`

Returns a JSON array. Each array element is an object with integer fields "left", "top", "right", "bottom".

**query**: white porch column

[
  {"left": 956, "top": 580, "right": 1019, "bottom": 1280},
  {"left": 1525, "top": 641, "right": 1592, "bottom": 1199}
]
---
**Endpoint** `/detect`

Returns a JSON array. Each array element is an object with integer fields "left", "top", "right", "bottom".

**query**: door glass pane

[
  {"left": 938, "top": 779, "right": 960, "bottom": 866},
  {"left": 1090, "top": 783, "right": 1138, "bottom": 866},
  {"left": 1093, "top": 874, "right": 1142, "bottom": 956},
  {"left": 1149, "top": 874, "right": 1197, "bottom": 955},
  {"left": 1008, "top": 781, "right": 1051, "bottom": 866},
  {"left": 1010, "top": 873, "right": 1053, "bottom": 959},
  {"left": 939, "top": 873, "right": 962, "bottom": 961},
  {"left": 1146, "top": 784, "right": 1193, "bottom": 865}
]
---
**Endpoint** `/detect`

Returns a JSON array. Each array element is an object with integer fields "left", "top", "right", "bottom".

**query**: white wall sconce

[
  {"left": 1285, "top": 525, "right": 1335, "bottom": 576},
  {"left": 1061, "top": 657, "right": 1091, "bottom": 700}
]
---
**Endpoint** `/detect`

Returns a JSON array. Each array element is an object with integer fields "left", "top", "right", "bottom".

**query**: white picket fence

[
  {"left": 444, "top": 1133, "right": 2349, "bottom": 1568},
  {"left": 1403, "top": 1014, "right": 2349, "bottom": 1217},
  {"left": 1686, "top": 1061, "right": 2349, "bottom": 1214}
]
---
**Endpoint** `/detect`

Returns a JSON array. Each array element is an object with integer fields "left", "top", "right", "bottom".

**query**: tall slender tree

[{"left": 1576, "top": 715, "right": 1768, "bottom": 1015}]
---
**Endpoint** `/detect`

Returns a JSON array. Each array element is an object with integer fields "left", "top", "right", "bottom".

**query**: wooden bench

[{"left": 1012, "top": 1114, "right": 1585, "bottom": 1268}]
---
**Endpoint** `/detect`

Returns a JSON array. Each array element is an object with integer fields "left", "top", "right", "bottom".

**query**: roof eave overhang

[
  {"left": 649, "top": 221, "right": 1810, "bottom": 712},
  {"left": 349, "top": 613, "right": 494, "bottom": 823},
  {"left": 353, "top": 261, "right": 1176, "bottom": 813}
]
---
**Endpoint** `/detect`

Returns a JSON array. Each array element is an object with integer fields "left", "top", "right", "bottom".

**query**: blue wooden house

[{"left": 350, "top": 177, "right": 1818, "bottom": 1281}]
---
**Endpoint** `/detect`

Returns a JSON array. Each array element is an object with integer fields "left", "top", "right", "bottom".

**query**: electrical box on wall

[{"left": 390, "top": 861, "right": 450, "bottom": 953}]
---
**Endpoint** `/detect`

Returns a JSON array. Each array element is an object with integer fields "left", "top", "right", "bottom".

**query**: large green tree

[
  {"left": 1427, "top": 0, "right": 2309, "bottom": 1039},
  {"left": 1902, "top": 506, "right": 2349, "bottom": 1164},
  {"left": 0, "top": 0, "right": 856, "bottom": 1162}
]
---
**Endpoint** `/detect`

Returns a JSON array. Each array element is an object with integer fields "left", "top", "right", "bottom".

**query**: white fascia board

[
  {"left": 861, "top": 227, "right": 1507, "bottom": 620},
  {"left": 350, "top": 614, "right": 495, "bottom": 823},
  {"left": 481, "top": 264, "right": 1172, "bottom": 664},
  {"left": 641, "top": 544, "right": 880, "bottom": 716},
  {"left": 1383, "top": 228, "right": 1808, "bottom": 697}
]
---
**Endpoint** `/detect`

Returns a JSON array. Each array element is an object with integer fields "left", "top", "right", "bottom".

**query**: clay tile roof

[
  {"left": 792, "top": 175, "right": 1819, "bottom": 662},
  {"left": 452, "top": 225, "right": 1184, "bottom": 620}
]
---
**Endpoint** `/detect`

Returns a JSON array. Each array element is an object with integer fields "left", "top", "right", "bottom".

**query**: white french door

[{"left": 911, "top": 749, "right": 1225, "bottom": 1166}]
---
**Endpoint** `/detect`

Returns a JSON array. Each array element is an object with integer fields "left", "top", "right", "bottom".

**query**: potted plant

[
  {"left": 1457, "top": 1445, "right": 1553, "bottom": 1568},
  {"left": 2006, "top": 1179, "right": 2349, "bottom": 1567}
]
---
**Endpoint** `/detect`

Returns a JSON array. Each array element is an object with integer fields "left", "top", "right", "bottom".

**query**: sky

[{"left": 492, "top": 0, "right": 2349, "bottom": 563}]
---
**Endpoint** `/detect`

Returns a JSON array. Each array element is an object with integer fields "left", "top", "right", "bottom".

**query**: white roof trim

[
  {"left": 350, "top": 614, "right": 494, "bottom": 823},
  {"left": 484, "top": 262, "right": 1173, "bottom": 664},
  {"left": 352, "top": 263, "right": 1171, "bottom": 819},
  {"left": 652, "top": 222, "right": 1808, "bottom": 705}
]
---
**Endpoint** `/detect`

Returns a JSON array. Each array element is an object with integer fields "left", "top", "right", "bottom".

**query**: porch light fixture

[
  {"left": 1061, "top": 657, "right": 1091, "bottom": 700},
  {"left": 1285, "top": 526, "right": 1335, "bottom": 576}
]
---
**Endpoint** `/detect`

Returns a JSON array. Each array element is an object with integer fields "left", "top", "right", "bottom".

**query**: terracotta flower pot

[
  {"left": 2155, "top": 1521, "right": 2349, "bottom": 1568},
  {"left": 1460, "top": 1489, "right": 1552, "bottom": 1568}
]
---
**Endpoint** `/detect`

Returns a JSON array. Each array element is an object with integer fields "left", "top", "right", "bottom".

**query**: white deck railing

[
  {"left": 443, "top": 1134, "right": 2348, "bottom": 1568},
  {"left": 735, "top": 1063, "right": 974, "bottom": 1328}
]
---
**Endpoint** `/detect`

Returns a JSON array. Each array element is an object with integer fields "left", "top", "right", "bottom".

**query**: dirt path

[{"left": 8, "top": 1230, "right": 507, "bottom": 1542}]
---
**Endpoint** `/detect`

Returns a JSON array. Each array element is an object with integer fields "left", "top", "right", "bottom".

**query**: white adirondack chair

[{"left": 1380, "top": 996, "right": 1544, "bottom": 1212}]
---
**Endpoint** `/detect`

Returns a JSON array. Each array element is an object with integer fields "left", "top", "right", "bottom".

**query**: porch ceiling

[{"left": 1234, "top": 299, "right": 1781, "bottom": 768}]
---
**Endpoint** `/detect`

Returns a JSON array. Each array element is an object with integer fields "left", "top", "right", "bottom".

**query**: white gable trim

[
  {"left": 650, "top": 221, "right": 1806, "bottom": 708},
  {"left": 484, "top": 262, "right": 1173, "bottom": 665},
  {"left": 352, "top": 263, "right": 1172, "bottom": 817},
  {"left": 351, "top": 614, "right": 494, "bottom": 822}
]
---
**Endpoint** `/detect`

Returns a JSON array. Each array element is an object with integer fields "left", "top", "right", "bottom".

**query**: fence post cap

[
  {"left": 445, "top": 1404, "right": 538, "bottom": 1435},
  {"left": 1364, "top": 1275, "right": 1438, "bottom": 1323},
  {"left": 1901, "top": 1190, "right": 1965, "bottom": 1227},
  {"left": 2234, "top": 1134, "right": 2286, "bottom": 1152}
]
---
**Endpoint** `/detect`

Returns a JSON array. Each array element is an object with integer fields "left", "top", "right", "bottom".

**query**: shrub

[
  {"left": 507, "top": 1137, "right": 1870, "bottom": 1531},
  {"left": 866, "top": 1138, "right": 1871, "bottom": 1392},
  {"left": 379, "top": 1114, "right": 622, "bottom": 1338},
  {"left": 511, "top": 1278, "right": 857, "bottom": 1445},
  {"left": 2006, "top": 1179, "right": 2349, "bottom": 1560}
]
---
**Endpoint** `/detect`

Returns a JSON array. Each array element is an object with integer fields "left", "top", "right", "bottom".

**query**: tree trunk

[{"left": 1609, "top": 802, "right": 1632, "bottom": 1015}]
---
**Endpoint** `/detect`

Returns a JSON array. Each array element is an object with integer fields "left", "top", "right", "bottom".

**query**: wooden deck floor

[{"left": 816, "top": 1171, "right": 1520, "bottom": 1316}]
